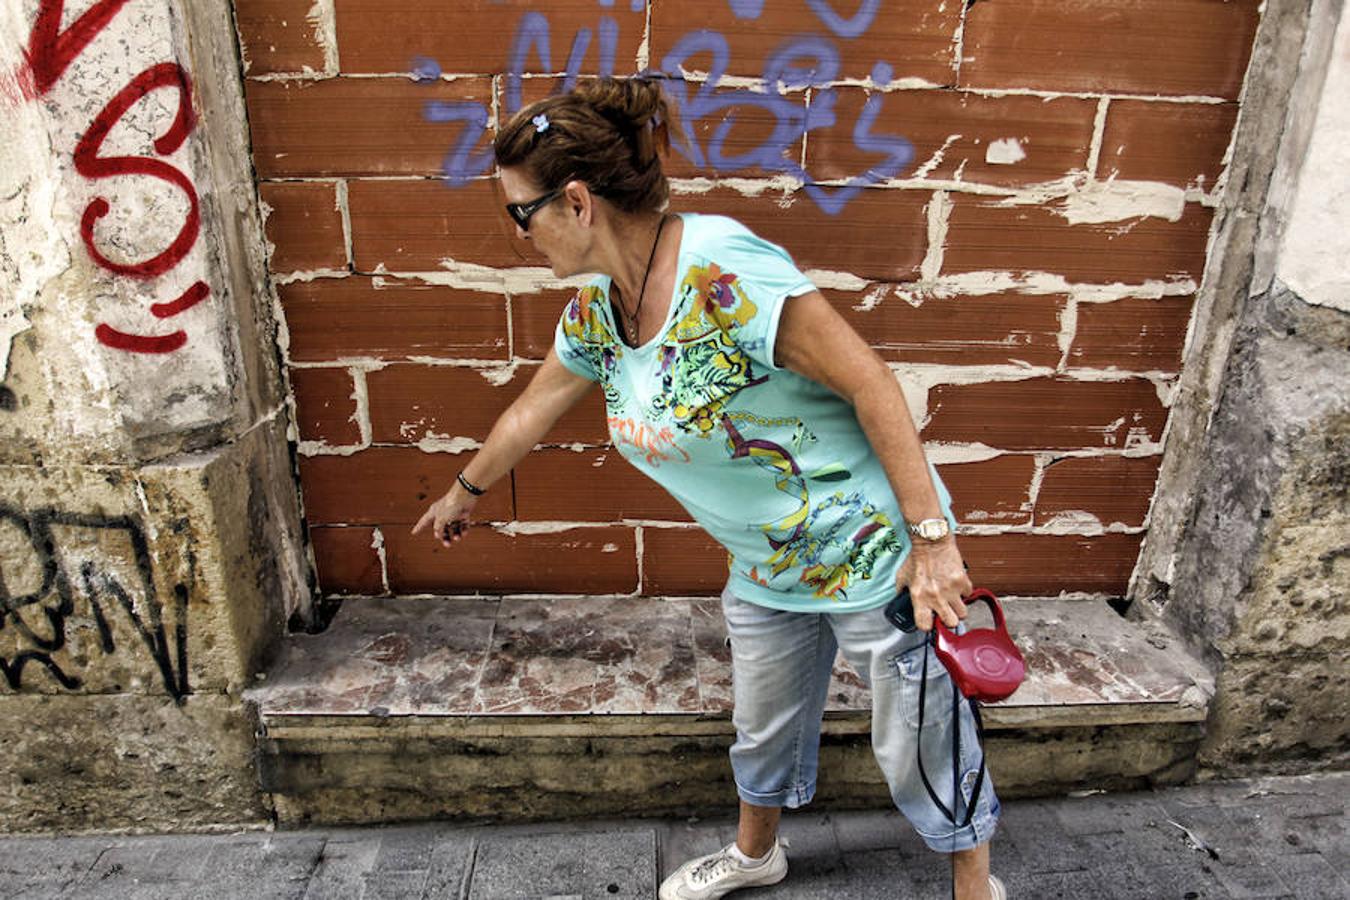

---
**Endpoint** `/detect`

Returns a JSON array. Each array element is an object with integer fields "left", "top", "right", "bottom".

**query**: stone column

[
  {"left": 1135, "top": 0, "right": 1349, "bottom": 773},
  {"left": 0, "top": 1, "right": 310, "bottom": 830}
]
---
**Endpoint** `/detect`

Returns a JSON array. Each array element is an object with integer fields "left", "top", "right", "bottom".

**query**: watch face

[{"left": 917, "top": 519, "right": 949, "bottom": 541}]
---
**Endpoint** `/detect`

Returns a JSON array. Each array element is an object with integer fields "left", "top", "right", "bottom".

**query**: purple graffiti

[
  {"left": 411, "top": 56, "right": 442, "bottom": 81},
  {"left": 424, "top": 5, "right": 915, "bottom": 212},
  {"left": 806, "top": 0, "right": 882, "bottom": 38}
]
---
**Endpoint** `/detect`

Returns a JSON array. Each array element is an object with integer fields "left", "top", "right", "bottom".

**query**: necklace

[{"left": 618, "top": 214, "right": 667, "bottom": 345}]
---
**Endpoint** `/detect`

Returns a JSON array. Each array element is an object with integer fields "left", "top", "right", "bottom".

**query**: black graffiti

[{"left": 0, "top": 506, "right": 189, "bottom": 700}]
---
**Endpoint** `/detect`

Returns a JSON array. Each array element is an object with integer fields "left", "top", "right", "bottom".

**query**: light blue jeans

[{"left": 722, "top": 584, "right": 1000, "bottom": 853}]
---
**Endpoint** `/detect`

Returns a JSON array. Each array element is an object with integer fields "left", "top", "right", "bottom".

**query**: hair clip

[{"left": 532, "top": 113, "right": 550, "bottom": 133}]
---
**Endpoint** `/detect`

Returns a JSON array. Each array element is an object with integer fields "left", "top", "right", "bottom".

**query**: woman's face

[{"left": 499, "top": 166, "right": 588, "bottom": 277}]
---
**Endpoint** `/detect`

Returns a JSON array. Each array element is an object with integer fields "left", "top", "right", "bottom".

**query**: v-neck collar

[{"left": 603, "top": 212, "right": 693, "bottom": 352}]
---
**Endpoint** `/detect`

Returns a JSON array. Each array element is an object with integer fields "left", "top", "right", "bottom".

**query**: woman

[{"left": 412, "top": 75, "right": 1005, "bottom": 900}]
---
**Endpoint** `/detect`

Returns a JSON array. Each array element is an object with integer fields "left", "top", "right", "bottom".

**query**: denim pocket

[{"left": 891, "top": 640, "right": 956, "bottom": 729}]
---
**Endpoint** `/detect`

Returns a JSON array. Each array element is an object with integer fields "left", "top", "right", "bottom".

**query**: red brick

[
  {"left": 259, "top": 182, "right": 347, "bottom": 273},
  {"left": 663, "top": 88, "right": 808, "bottom": 180},
  {"left": 234, "top": 0, "right": 326, "bottom": 75},
  {"left": 641, "top": 527, "right": 728, "bottom": 596},
  {"left": 1099, "top": 101, "right": 1239, "bottom": 190},
  {"left": 348, "top": 179, "right": 522, "bottom": 272},
  {"left": 1067, "top": 297, "right": 1194, "bottom": 373},
  {"left": 669, "top": 186, "right": 929, "bottom": 282},
  {"left": 923, "top": 377, "right": 1168, "bottom": 451},
  {"left": 298, "top": 447, "right": 512, "bottom": 525},
  {"left": 828, "top": 289, "right": 1066, "bottom": 367},
  {"left": 957, "top": 532, "right": 1144, "bottom": 596},
  {"left": 649, "top": 0, "right": 960, "bottom": 86},
  {"left": 290, "top": 367, "right": 361, "bottom": 445},
  {"left": 280, "top": 276, "right": 508, "bottom": 363},
  {"left": 310, "top": 526, "right": 384, "bottom": 595},
  {"left": 1034, "top": 455, "right": 1163, "bottom": 528},
  {"left": 808, "top": 90, "right": 1096, "bottom": 188},
  {"left": 365, "top": 363, "right": 607, "bottom": 445},
  {"left": 937, "top": 456, "right": 1037, "bottom": 526},
  {"left": 510, "top": 287, "right": 577, "bottom": 359},
  {"left": 942, "top": 199, "right": 1214, "bottom": 285},
  {"left": 246, "top": 77, "right": 494, "bottom": 178},
  {"left": 383, "top": 525, "right": 638, "bottom": 594},
  {"left": 515, "top": 449, "right": 691, "bottom": 522},
  {"left": 335, "top": 0, "right": 646, "bottom": 75},
  {"left": 959, "top": 0, "right": 1262, "bottom": 99}
]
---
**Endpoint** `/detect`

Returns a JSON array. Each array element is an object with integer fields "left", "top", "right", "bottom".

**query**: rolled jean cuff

[
  {"left": 734, "top": 779, "right": 815, "bottom": 810},
  {"left": 912, "top": 806, "right": 999, "bottom": 854}
]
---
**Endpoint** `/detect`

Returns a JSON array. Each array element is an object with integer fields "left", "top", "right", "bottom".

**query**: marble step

[{"left": 246, "top": 595, "right": 1216, "bottom": 826}]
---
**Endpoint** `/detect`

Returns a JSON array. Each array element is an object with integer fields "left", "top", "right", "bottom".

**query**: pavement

[{"left": 1, "top": 773, "right": 1345, "bottom": 899}]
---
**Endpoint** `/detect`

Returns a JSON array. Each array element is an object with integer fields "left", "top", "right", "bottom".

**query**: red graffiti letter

[
  {"left": 73, "top": 62, "right": 199, "bottom": 280},
  {"left": 94, "top": 324, "right": 187, "bottom": 354},
  {"left": 23, "top": 0, "right": 133, "bottom": 97}
]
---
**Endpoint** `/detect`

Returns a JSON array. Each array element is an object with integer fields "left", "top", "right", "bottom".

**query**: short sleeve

[
  {"left": 552, "top": 284, "right": 612, "bottom": 382},
  {"left": 691, "top": 220, "right": 816, "bottom": 370}
]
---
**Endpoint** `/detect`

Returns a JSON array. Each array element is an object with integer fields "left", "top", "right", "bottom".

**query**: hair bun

[{"left": 575, "top": 76, "right": 665, "bottom": 133}]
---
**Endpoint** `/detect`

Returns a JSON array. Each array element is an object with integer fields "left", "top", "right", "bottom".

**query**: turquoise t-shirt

[{"left": 554, "top": 213, "right": 956, "bottom": 613}]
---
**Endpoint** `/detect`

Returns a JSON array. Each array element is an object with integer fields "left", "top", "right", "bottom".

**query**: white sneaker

[
  {"left": 989, "top": 873, "right": 1008, "bottom": 899},
  {"left": 659, "top": 841, "right": 789, "bottom": 900}
]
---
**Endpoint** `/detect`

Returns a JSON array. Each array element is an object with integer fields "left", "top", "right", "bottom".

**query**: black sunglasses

[{"left": 505, "top": 188, "right": 563, "bottom": 231}]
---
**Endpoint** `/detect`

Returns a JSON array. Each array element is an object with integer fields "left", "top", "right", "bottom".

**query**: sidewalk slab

[{"left": 0, "top": 775, "right": 1345, "bottom": 899}]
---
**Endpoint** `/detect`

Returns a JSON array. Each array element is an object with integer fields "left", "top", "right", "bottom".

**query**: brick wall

[{"left": 234, "top": 0, "right": 1261, "bottom": 600}]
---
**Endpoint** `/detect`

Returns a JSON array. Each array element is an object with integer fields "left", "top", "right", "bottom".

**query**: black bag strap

[{"left": 915, "top": 632, "right": 987, "bottom": 829}]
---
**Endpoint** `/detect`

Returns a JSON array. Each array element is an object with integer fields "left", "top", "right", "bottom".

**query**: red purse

[{"left": 932, "top": 588, "right": 1026, "bottom": 702}]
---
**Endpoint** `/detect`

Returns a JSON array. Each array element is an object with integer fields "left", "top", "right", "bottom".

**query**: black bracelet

[{"left": 456, "top": 471, "right": 486, "bottom": 496}]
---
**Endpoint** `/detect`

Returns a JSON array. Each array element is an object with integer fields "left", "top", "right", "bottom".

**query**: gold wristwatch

[{"left": 907, "top": 517, "right": 951, "bottom": 542}]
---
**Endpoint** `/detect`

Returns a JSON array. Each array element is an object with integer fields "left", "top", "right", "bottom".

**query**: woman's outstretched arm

[{"left": 412, "top": 349, "right": 596, "bottom": 547}]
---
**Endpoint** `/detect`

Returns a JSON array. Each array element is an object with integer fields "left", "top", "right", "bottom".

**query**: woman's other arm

[
  {"left": 774, "top": 290, "right": 973, "bottom": 631},
  {"left": 412, "top": 349, "right": 596, "bottom": 547}
]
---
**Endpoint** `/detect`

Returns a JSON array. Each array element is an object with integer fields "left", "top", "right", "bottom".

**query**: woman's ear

[{"left": 563, "top": 179, "right": 594, "bottom": 228}]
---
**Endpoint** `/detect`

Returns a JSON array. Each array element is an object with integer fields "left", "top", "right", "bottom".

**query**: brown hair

[{"left": 494, "top": 75, "right": 672, "bottom": 215}]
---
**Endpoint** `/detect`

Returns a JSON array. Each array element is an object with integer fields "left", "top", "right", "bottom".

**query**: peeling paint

[
  {"left": 911, "top": 134, "right": 962, "bottom": 179},
  {"left": 1087, "top": 98, "right": 1110, "bottom": 178},
  {"left": 349, "top": 367, "right": 370, "bottom": 444},
  {"left": 958, "top": 522, "right": 1144, "bottom": 537},
  {"left": 477, "top": 361, "right": 519, "bottom": 387},
  {"left": 985, "top": 138, "right": 1027, "bottom": 166},
  {"left": 851, "top": 283, "right": 891, "bottom": 312},
  {"left": 920, "top": 190, "right": 952, "bottom": 281},
  {"left": 670, "top": 175, "right": 802, "bottom": 198},
  {"left": 416, "top": 261, "right": 591, "bottom": 295},
  {"left": 371, "top": 525, "right": 390, "bottom": 594},
  {"left": 413, "top": 435, "right": 481, "bottom": 454},
  {"left": 0, "top": 49, "right": 66, "bottom": 378},
  {"left": 273, "top": 268, "right": 350, "bottom": 285},
  {"left": 492, "top": 521, "right": 604, "bottom": 536},
  {"left": 896, "top": 270, "right": 1197, "bottom": 304},
  {"left": 1040, "top": 510, "right": 1106, "bottom": 533},
  {"left": 1056, "top": 179, "right": 1187, "bottom": 226},
  {"left": 924, "top": 443, "right": 1007, "bottom": 465},
  {"left": 307, "top": 0, "right": 340, "bottom": 76},
  {"left": 798, "top": 268, "right": 871, "bottom": 292}
]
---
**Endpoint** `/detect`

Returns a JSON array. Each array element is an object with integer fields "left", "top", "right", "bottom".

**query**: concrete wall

[
  {"left": 234, "top": 0, "right": 1263, "bottom": 603},
  {"left": 0, "top": 0, "right": 310, "bottom": 831},
  {"left": 1132, "top": 0, "right": 1349, "bottom": 773}
]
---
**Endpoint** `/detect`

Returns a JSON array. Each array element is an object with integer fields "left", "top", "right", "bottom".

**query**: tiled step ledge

[{"left": 246, "top": 595, "right": 1215, "bottom": 736}]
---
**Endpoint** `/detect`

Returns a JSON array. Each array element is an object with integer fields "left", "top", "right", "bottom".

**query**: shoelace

[{"left": 689, "top": 851, "right": 737, "bottom": 886}]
